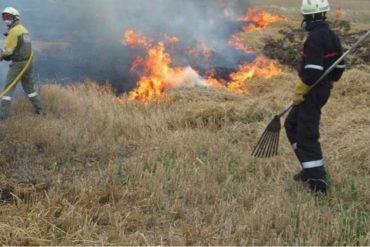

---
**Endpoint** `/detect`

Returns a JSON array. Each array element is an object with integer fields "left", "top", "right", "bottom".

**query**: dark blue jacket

[{"left": 299, "top": 21, "right": 346, "bottom": 86}]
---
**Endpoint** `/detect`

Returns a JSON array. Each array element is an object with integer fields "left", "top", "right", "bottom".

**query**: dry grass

[
  {"left": 0, "top": 66, "right": 369, "bottom": 245},
  {"left": 0, "top": 2, "right": 370, "bottom": 245}
]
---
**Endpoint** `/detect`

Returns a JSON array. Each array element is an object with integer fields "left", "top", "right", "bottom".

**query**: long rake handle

[
  {"left": 278, "top": 29, "right": 370, "bottom": 118},
  {"left": 251, "top": 30, "right": 369, "bottom": 158}
]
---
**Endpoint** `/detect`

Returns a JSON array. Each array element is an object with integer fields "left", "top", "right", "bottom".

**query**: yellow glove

[{"left": 293, "top": 81, "right": 310, "bottom": 105}]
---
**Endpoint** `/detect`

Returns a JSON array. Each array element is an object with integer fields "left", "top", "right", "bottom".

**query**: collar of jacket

[
  {"left": 7, "top": 20, "right": 20, "bottom": 30},
  {"left": 305, "top": 20, "right": 328, "bottom": 32}
]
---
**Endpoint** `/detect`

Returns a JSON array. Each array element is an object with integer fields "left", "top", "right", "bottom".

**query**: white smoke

[
  {"left": 180, "top": 67, "right": 209, "bottom": 88},
  {"left": 0, "top": 0, "right": 250, "bottom": 92}
]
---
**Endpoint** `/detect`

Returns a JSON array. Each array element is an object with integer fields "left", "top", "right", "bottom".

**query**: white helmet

[
  {"left": 2, "top": 7, "right": 20, "bottom": 20},
  {"left": 301, "top": 0, "right": 330, "bottom": 15}
]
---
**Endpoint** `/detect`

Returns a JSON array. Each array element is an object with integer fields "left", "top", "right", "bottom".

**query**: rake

[{"left": 252, "top": 29, "right": 370, "bottom": 158}]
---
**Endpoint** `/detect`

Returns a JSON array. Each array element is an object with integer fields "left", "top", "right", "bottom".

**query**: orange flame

[
  {"left": 128, "top": 42, "right": 198, "bottom": 102},
  {"left": 336, "top": 8, "right": 343, "bottom": 19},
  {"left": 240, "top": 8, "right": 286, "bottom": 32},
  {"left": 124, "top": 29, "right": 151, "bottom": 48},
  {"left": 163, "top": 34, "right": 179, "bottom": 45},
  {"left": 124, "top": 29, "right": 282, "bottom": 102},
  {"left": 228, "top": 55, "right": 282, "bottom": 93},
  {"left": 204, "top": 55, "right": 282, "bottom": 94},
  {"left": 229, "top": 34, "right": 255, "bottom": 54}
]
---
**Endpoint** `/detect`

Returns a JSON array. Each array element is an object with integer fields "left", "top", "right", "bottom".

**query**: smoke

[{"left": 0, "top": 0, "right": 250, "bottom": 93}]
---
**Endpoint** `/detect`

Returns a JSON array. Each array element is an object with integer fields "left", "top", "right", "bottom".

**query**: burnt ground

[{"left": 263, "top": 20, "right": 370, "bottom": 70}]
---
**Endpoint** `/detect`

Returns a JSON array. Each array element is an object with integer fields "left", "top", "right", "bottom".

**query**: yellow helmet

[
  {"left": 301, "top": 0, "right": 330, "bottom": 15},
  {"left": 2, "top": 7, "right": 20, "bottom": 20}
]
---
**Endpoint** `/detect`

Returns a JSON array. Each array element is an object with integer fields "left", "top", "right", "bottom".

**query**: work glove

[{"left": 293, "top": 81, "right": 310, "bottom": 105}]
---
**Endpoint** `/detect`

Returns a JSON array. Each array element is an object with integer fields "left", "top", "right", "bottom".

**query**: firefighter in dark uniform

[
  {"left": 285, "top": 0, "right": 346, "bottom": 194},
  {"left": 0, "top": 7, "right": 44, "bottom": 120}
]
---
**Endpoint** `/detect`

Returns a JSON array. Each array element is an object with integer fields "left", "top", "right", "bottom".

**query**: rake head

[{"left": 251, "top": 115, "right": 282, "bottom": 158}]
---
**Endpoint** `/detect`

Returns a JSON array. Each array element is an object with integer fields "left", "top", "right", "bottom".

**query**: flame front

[
  {"left": 228, "top": 55, "right": 282, "bottom": 93},
  {"left": 123, "top": 25, "right": 283, "bottom": 102},
  {"left": 229, "top": 34, "right": 254, "bottom": 54},
  {"left": 205, "top": 55, "right": 282, "bottom": 94},
  {"left": 239, "top": 8, "right": 286, "bottom": 32},
  {"left": 128, "top": 42, "right": 189, "bottom": 102}
]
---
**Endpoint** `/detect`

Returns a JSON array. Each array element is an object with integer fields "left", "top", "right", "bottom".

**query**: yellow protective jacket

[{"left": 2, "top": 22, "right": 32, "bottom": 62}]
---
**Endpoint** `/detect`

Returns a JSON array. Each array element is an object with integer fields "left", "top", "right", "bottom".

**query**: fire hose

[{"left": 0, "top": 51, "right": 34, "bottom": 98}]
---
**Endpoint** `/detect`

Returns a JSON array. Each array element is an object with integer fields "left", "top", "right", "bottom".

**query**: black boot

[
  {"left": 293, "top": 167, "right": 328, "bottom": 194},
  {"left": 293, "top": 169, "right": 310, "bottom": 182},
  {"left": 307, "top": 166, "right": 328, "bottom": 194},
  {"left": 35, "top": 109, "right": 47, "bottom": 116}
]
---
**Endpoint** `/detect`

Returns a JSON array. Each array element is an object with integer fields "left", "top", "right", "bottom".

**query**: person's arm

[
  {"left": 293, "top": 33, "right": 324, "bottom": 105},
  {"left": 331, "top": 34, "right": 346, "bottom": 82},
  {"left": 1, "top": 30, "right": 18, "bottom": 59}
]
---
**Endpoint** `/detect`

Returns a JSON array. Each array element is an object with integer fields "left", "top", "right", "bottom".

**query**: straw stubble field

[{"left": 0, "top": 1, "right": 370, "bottom": 245}]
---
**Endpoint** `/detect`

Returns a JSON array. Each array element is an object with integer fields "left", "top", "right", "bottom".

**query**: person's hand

[{"left": 293, "top": 81, "right": 310, "bottom": 105}]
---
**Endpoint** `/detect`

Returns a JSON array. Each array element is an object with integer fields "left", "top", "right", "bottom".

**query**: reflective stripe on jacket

[{"left": 299, "top": 21, "right": 346, "bottom": 86}]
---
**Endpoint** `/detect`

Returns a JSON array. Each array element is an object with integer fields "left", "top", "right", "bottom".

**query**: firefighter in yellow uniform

[{"left": 0, "top": 7, "right": 44, "bottom": 120}]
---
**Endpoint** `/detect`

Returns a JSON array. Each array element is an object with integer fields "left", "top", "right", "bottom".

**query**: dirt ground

[
  {"left": 241, "top": 1, "right": 370, "bottom": 70},
  {"left": 263, "top": 20, "right": 370, "bottom": 70},
  {"left": 250, "top": 0, "right": 370, "bottom": 24}
]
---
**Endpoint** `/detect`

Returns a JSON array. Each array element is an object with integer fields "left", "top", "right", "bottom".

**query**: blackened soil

[{"left": 263, "top": 20, "right": 369, "bottom": 69}]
